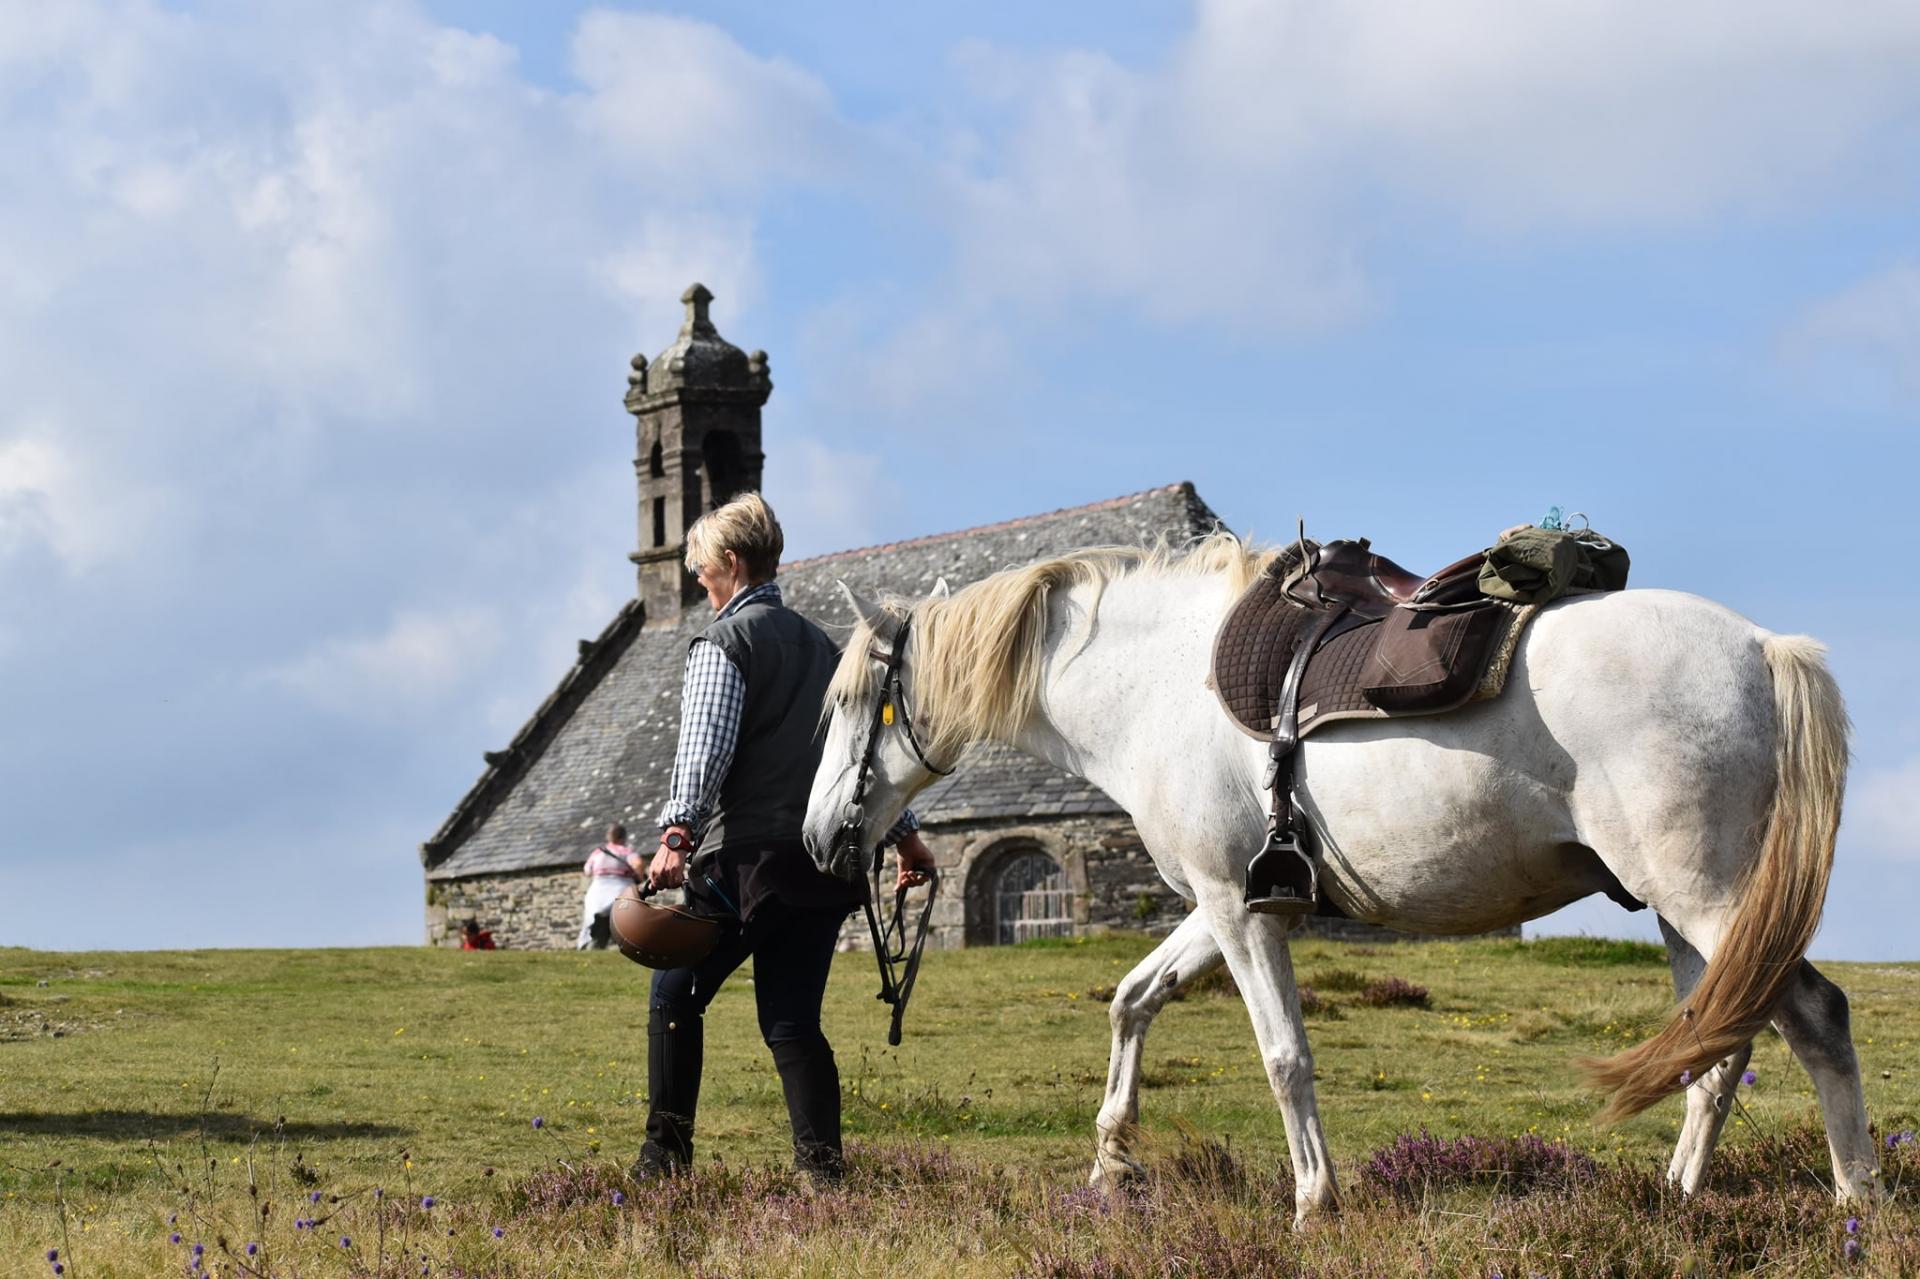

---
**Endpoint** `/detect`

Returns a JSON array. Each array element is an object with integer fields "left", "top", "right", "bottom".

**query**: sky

[{"left": 1, "top": 0, "right": 1917, "bottom": 957}]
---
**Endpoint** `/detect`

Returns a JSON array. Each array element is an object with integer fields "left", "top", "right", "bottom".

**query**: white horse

[{"left": 801, "top": 534, "right": 1880, "bottom": 1224}]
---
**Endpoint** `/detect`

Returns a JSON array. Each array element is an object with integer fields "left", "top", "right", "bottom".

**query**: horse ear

[
  {"left": 836, "top": 579, "right": 887, "bottom": 630},
  {"left": 930, "top": 577, "right": 951, "bottom": 599}
]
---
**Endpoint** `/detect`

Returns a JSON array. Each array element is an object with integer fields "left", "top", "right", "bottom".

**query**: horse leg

[
  {"left": 1658, "top": 917, "right": 1752, "bottom": 1193},
  {"left": 1772, "top": 960, "right": 1883, "bottom": 1201},
  {"left": 1090, "top": 910, "right": 1222, "bottom": 1191},
  {"left": 1192, "top": 880, "right": 1340, "bottom": 1225}
]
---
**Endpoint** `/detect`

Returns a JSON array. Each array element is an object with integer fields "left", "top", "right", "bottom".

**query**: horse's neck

[{"left": 1011, "top": 572, "right": 1247, "bottom": 816}]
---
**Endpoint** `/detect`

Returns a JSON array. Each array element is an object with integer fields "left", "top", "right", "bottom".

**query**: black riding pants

[{"left": 645, "top": 901, "right": 848, "bottom": 1172}]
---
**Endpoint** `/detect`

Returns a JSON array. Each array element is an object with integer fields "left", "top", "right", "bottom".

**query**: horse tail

[{"left": 1581, "top": 633, "right": 1850, "bottom": 1122}]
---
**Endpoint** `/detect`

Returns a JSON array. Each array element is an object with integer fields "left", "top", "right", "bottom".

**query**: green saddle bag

[{"left": 1479, "top": 527, "right": 1631, "bottom": 604}]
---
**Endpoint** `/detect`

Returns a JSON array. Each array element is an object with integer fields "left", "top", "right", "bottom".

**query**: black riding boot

[
  {"left": 770, "top": 1035, "right": 843, "bottom": 1183},
  {"left": 636, "top": 1007, "right": 703, "bottom": 1177}
]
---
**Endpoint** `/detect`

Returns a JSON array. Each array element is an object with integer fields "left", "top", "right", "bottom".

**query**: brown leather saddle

[{"left": 1211, "top": 539, "right": 1521, "bottom": 915}]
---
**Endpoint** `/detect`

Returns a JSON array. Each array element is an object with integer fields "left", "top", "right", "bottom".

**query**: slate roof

[{"left": 423, "top": 481, "right": 1223, "bottom": 881}]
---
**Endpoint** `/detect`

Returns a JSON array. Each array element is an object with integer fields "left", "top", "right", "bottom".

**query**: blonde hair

[
  {"left": 825, "top": 530, "right": 1275, "bottom": 762},
  {"left": 685, "top": 492, "right": 784, "bottom": 581}
]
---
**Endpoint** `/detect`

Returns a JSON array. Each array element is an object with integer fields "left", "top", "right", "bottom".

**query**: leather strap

[{"left": 1265, "top": 606, "right": 1346, "bottom": 837}]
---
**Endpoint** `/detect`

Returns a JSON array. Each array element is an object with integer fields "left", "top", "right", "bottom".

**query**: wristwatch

[{"left": 661, "top": 829, "right": 694, "bottom": 854}]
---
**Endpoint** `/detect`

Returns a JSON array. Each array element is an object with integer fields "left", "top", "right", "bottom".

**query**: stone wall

[{"left": 427, "top": 867, "right": 587, "bottom": 950}]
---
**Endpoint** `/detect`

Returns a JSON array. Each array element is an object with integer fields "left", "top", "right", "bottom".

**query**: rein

[{"left": 828, "top": 614, "right": 952, "bottom": 1045}]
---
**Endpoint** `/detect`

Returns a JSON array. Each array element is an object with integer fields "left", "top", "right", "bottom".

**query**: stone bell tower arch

[{"left": 624, "top": 284, "right": 771, "bottom": 623}]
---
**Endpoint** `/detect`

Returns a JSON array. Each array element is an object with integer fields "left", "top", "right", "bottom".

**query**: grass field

[{"left": 2, "top": 933, "right": 1918, "bottom": 1277}]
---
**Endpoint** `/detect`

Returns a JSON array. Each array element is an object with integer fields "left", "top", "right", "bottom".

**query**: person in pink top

[{"left": 579, "top": 823, "right": 641, "bottom": 949}]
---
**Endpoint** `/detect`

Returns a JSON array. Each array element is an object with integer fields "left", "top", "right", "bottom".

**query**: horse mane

[{"left": 825, "top": 530, "right": 1278, "bottom": 761}]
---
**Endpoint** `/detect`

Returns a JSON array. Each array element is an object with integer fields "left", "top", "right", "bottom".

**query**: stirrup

[{"left": 1244, "top": 828, "right": 1318, "bottom": 917}]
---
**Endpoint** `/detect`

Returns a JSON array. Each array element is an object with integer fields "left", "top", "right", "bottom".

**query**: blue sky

[{"left": 2, "top": 1, "right": 1917, "bottom": 956}]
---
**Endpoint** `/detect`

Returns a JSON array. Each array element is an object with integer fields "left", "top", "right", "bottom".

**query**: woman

[
  {"left": 578, "top": 823, "right": 640, "bottom": 949},
  {"left": 637, "top": 492, "right": 935, "bottom": 1183}
]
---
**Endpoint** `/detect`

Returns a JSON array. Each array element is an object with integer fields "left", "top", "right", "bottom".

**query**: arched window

[
  {"left": 648, "top": 440, "right": 665, "bottom": 479},
  {"left": 994, "top": 850, "right": 1074, "bottom": 945},
  {"left": 702, "top": 432, "right": 742, "bottom": 506}
]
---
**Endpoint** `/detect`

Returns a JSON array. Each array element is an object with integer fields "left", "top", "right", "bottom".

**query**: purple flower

[
  {"left": 612, "top": 1191, "right": 627, "bottom": 1207},
  {"left": 1679, "top": 1070, "right": 1693, "bottom": 1086},
  {"left": 46, "top": 1251, "right": 58, "bottom": 1262},
  {"left": 374, "top": 1187, "right": 384, "bottom": 1200},
  {"left": 421, "top": 1195, "right": 436, "bottom": 1209},
  {"left": 1847, "top": 1216, "right": 1860, "bottom": 1234},
  {"left": 492, "top": 1227, "right": 504, "bottom": 1239},
  {"left": 192, "top": 1243, "right": 204, "bottom": 1256},
  {"left": 531, "top": 1116, "right": 545, "bottom": 1129},
  {"left": 169, "top": 1214, "right": 178, "bottom": 1226},
  {"left": 309, "top": 1191, "right": 322, "bottom": 1204},
  {"left": 52, "top": 1267, "right": 62, "bottom": 1277},
  {"left": 246, "top": 1243, "right": 258, "bottom": 1256},
  {"left": 1846, "top": 1238, "right": 1862, "bottom": 1261},
  {"left": 170, "top": 1233, "right": 182, "bottom": 1245},
  {"left": 340, "top": 1236, "right": 352, "bottom": 1249},
  {"left": 1741, "top": 1069, "right": 1757, "bottom": 1085}
]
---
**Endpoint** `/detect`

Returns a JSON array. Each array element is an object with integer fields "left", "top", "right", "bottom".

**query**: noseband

[{"left": 828, "top": 614, "right": 953, "bottom": 1046}]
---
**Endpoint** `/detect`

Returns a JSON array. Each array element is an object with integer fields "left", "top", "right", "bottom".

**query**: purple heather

[
  {"left": 422, "top": 1195, "right": 436, "bottom": 1209},
  {"left": 1741, "top": 1069, "right": 1757, "bottom": 1085},
  {"left": 493, "top": 1227, "right": 505, "bottom": 1239}
]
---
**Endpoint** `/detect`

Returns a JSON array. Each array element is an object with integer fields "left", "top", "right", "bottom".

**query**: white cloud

[
  {"left": 569, "top": 9, "right": 850, "bottom": 192},
  {"left": 0, "top": 430, "right": 158, "bottom": 569},
  {"left": 1792, "top": 262, "right": 1920, "bottom": 401},
  {"left": 937, "top": 0, "right": 1920, "bottom": 333},
  {"left": 1847, "top": 755, "right": 1920, "bottom": 862},
  {"left": 262, "top": 606, "right": 504, "bottom": 715}
]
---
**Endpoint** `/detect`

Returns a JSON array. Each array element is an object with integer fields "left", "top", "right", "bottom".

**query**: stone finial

[
  {"left": 681, "top": 282, "right": 716, "bottom": 336},
  {"left": 628, "top": 352, "right": 647, "bottom": 389}
]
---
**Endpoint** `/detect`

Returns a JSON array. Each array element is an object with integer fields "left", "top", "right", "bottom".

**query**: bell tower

[{"left": 624, "top": 284, "right": 771, "bottom": 623}]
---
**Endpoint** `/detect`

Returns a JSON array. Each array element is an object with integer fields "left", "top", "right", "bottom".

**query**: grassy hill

[{"left": 1, "top": 934, "right": 1916, "bottom": 1276}]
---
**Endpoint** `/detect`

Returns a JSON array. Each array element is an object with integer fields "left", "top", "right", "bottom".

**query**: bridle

[{"left": 827, "top": 613, "right": 953, "bottom": 1045}]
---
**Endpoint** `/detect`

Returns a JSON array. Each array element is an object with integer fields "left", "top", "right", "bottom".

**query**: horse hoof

[{"left": 1089, "top": 1156, "right": 1144, "bottom": 1194}]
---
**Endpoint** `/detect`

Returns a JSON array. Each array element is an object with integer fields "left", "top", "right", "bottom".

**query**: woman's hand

[
  {"left": 649, "top": 840, "right": 687, "bottom": 889},
  {"left": 895, "top": 831, "right": 937, "bottom": 891}
]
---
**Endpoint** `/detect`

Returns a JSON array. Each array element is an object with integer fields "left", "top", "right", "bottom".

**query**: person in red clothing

[{"left": 459, "top": 918, "right": 497, "bottom": 950}]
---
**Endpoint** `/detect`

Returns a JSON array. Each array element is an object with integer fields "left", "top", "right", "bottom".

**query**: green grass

[{"left": 1, "top": 935, "right": 1917, "bottom": 1276}]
